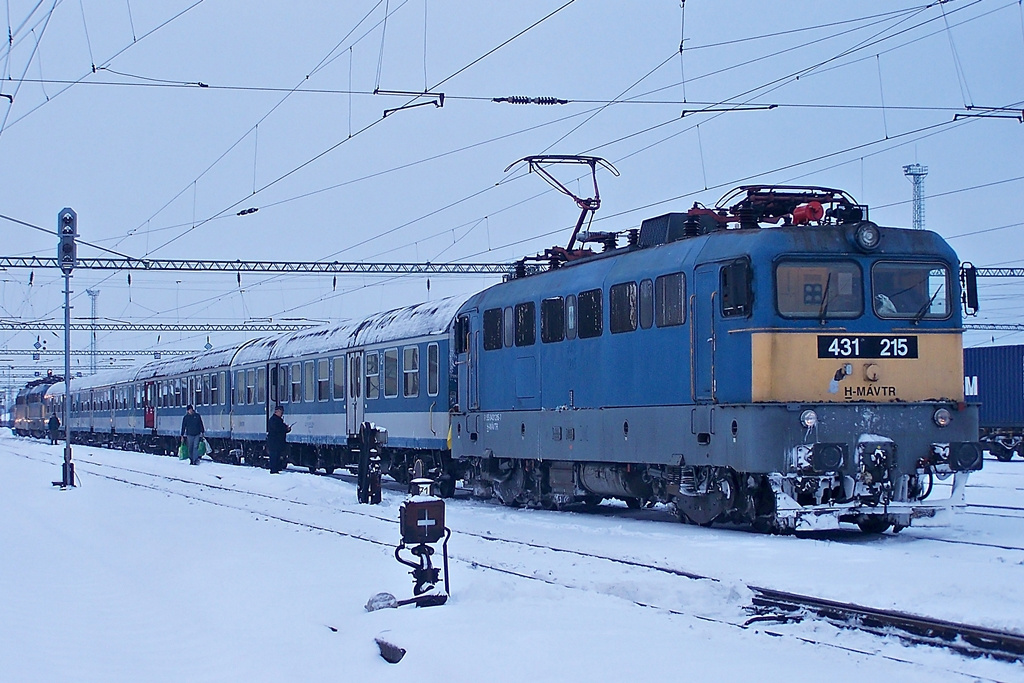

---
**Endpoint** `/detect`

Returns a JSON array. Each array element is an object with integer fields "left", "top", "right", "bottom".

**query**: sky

[{"left": 0, "top": 0, "right": 1023, "bottom": 388}]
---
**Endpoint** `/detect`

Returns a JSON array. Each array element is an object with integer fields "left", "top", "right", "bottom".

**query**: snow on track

[{"left": 2, "top": 433, "right": 1021, "bottom": 682}]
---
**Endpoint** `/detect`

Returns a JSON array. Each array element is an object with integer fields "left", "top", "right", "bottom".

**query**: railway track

[
  {"left": 16, "top": 448, "right": 1023, "bottom": 671},
  {"left": 749, "top": 587, "right": 1024, "bottom": 663}
]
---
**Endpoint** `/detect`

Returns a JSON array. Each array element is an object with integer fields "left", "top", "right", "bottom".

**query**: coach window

[
  {"left": 403, "top": 346, "right": 420, "bottom": 398},
  {"left": 639, "top": 279, "right": 654, "bottom": 329},
  {"left": 721, "top": 259, "right": 753, "bottom": 318},
  {"left": 176, "top": 378, "right": 183, "bottom": 407},
  {"left": 565, "top": 294, "right": 577, "bottom": 340},
  {"left": 195, "top": 376, "right": 204, "bottom": 407},
  {"left": 655, "top": 272, "right": 686, "bottom": 327},
  {"left": 541, "top": 297, "right": 565, "bottom": 343},
  {"left": 427, "top": 343, "right": 439, "bottom": 396},
  {"left": 333, "top": 357, "right": 344, "bottom": 400},
  {"left": 203, "top": 374, "right": 211, "bottom": 406},
  {"left": 290, "top": 363, "right": 302, "bottom": 402},
  {"left": 366, "top": 352, "right": 380, "bottom": 399},
  {"left": 304, "top": 362, "right": 315, "bottom": 403},
  {"left": 210, "top": 374, "right": 218, "bottom": 406},
  {"left": 483, "top": 308, "right": 503, "bottom": 351},
  {"left": 236, "top": 371, "right": 245, "bottom": 404},
  {"left": 776, "top": 260, "right": 862, "bottom": 319},
  {"left": 244, "top": 369, "right": 254, "bottom": 404},
  {"left": 384, "top": 348, "right": 399, "bottom": 398},
  {"left": 871, "top": 261, "right": 950, "bottom": 320},
  {"left": 317, "top": 359, "right": 330, "bottom": 401},
  {"left": 610, "top": 281, "right": 638, "bottom": 334},
  {"left": 578, "top": 289, "right": 603, "bottom": 338},
  {"left": 504, "top": 307, "right": 515, "bottom": 347},
  {"left": 257, "top": 366, "right": 267, "bottom": 404},
  {"left": 278, "top": 365, "right": 288, "bottom": 404},
  {"left": 514, "top": 302, "right": 536, "bottom": 346}
]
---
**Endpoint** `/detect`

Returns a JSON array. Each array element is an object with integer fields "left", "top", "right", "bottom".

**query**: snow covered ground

[{"left": 1, "top": 430, "right": 1021, "bottom": 682}]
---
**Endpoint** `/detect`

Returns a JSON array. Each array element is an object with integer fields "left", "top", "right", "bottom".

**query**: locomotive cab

[{"left": 689, "top": 188, "right": 981, "bottom": 532}]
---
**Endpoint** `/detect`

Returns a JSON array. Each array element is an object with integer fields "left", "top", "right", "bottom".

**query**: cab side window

[{"left": 721, "top": 259, "right": 752, "bottom": 317}]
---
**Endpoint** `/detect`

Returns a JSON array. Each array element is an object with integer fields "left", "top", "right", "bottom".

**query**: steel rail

[{"left": 750, "top": 586, "right": 1024, "bottom": 662}]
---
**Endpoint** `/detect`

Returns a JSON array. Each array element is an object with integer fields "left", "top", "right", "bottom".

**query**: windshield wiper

[
  {"left": 912, "top": 284, "right": 943, "bottom": 324},
  {"left": 818, "top": 272, "right": 832, "bottom": 324}
]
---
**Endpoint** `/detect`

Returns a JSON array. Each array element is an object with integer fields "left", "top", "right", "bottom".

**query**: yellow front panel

[{"left": 751, "top": 332, "right": 964, "bottom": 403}]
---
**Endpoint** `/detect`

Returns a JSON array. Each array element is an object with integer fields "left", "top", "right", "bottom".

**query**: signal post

[{"left": 56, "top": 208, "right": 76, "bottom": 488}]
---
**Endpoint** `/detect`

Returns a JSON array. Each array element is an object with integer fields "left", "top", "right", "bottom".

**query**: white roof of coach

[
  {"left": 68, "top": 365, "right": 145, "bottom": 391},
  {"left": 266, "top": 295, "right": 467, "bottom": 361}
]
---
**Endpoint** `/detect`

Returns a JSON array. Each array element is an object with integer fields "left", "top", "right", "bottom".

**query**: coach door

[
  {"left": 693, "top": 265, "right": 717, "bottom": 403},
  {"left": 454, "top": 313, "right": 478, "bottom": 411},
  {"left": 346, "top": 352, "right": 363, "bottom": 434},
  {"left": 267, "top": 363, "right": 279, "bottom": 421},
  {"left": 144, "top": 381, "right": 155, "bottom": 429}
]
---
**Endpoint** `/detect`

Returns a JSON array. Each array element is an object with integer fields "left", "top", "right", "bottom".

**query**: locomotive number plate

[{"left": 817, "top": 335, "right": 918, "bottom": 359}]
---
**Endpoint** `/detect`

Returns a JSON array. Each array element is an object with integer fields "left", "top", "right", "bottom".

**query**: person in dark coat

[
  {"left": 47, "top": 413, "right": 60, "bottom": 445},
  {"left": 180, "top": 405, "right": 205, "bottom": 466},
  {"left": 267, "top": 405, "right": 291, "bottom": 474}
]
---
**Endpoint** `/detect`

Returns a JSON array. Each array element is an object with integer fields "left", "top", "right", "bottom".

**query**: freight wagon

[{"left": 964, "top": 345, "right": 1024, "bottom": 461}]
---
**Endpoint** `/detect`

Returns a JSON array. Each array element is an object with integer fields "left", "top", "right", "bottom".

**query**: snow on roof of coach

[
  {"left": 267, "top": 295, "right": 468, "bottom": 360},
  {"left": 69, "top": 365, "right": 146, "bottom": 390},
  {"left": 232, "top": 332, "right": 286, "bottom": 367}
]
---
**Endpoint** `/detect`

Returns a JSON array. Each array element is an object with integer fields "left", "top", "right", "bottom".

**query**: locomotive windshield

[
  {"left": 871, "top": 261, "right": 951, "bottom": 320},
  {"left": 775, "top": 260, "right": 862, "bottom": 319}
]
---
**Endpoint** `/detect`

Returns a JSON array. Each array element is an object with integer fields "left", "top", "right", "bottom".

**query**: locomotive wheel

[
  {"left": 437, "top": 476, "right": 456, "bottom": 498},
  {"left": 675, "top": 467, "right": 735, "bottom": 526},
  {"left": 857, "top": 516, "right": 892, "bottom": 534},
  {"left": 494, "top": 467, "right": 525, "bottom": 506},
  {"left": 624, "top": 497, "right": 642, "bottom": 510},
  {"left": 324, "top": 467, "right": 335, "bottom": 475},
  {"left": 991, "top": 443, "right": 1014, "bottom": 462}
]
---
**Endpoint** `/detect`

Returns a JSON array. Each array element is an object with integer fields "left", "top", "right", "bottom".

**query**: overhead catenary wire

[
  {"left": 139, "top": 0, "right": 579, "bottom": 260},
  {"left": 79, "top": 1, "right": 1007, "bottom": 317},
  {"left": 6, "top": 0, "right": 1015, "bottom": 344},
  {"left": 1, "top": 0, "right": 209, "bottom": 135}
]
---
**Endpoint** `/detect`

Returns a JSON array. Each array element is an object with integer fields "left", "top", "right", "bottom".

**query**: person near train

[
  {"left": 180, "top": 405, "right": 206, "bottom": 466},
  {"left": 267, "top": 405, "right": 291, "bottom": 474},
  {"left": 47, "top": 413, "right": 60, "bottom": 445}
]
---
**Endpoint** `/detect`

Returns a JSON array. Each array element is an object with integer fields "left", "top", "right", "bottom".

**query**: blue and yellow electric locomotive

[{"left": 450, "top": 186, "right": 981, "bottom": 532}]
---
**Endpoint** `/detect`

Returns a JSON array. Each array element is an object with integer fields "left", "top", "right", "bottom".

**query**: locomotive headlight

[
  {"left": 933, "top": 407, "right": 952, "bottom": 427},
  {"left": 799, "top": 409, "right": 818, "bottom": 429},
  {"left": 852, "top": 221, "right": 881, "bottom": 252}
]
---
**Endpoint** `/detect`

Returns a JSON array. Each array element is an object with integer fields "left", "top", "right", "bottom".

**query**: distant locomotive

[
  {"left": 13, "top": 372, "right": 63, "bottom": 438},
  {"left": 21, "top": 185, "right": 982, "bottom": 533}
]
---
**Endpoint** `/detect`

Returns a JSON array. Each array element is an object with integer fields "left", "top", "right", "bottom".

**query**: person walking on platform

[
  {"left": 47, "top": 413, "right": 60, "bottom": 445},
  {"left": 180, "top": 405, "right": 205, "bottom": 465},
  {"left": 267, "top": 405, "right": 291, "bottom": 474}
]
